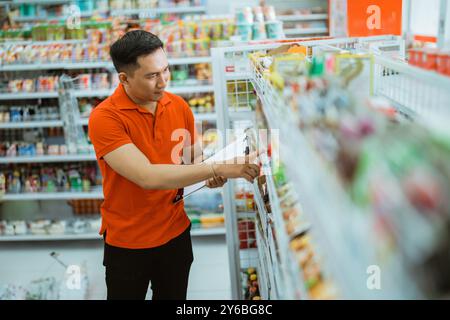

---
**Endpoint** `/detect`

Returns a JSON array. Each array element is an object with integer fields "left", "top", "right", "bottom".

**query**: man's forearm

[
  {"left": 183, "top": 142, "right": 204, "bottom": 165},
  {"left": 142, "top": 163, "right": 215, "bottom": 189}
]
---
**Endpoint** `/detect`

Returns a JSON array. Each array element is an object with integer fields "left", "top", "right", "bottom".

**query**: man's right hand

[
  {"left": 212, "top": 151, "right": 261, "bottom": 183},
  {"left": 214, "top": 163, "right": 260, "bottom": 183}
]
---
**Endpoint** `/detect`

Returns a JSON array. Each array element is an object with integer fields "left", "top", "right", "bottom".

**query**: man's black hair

[{"left": 110, "top": 30, "right": 164, "bottom": 74}]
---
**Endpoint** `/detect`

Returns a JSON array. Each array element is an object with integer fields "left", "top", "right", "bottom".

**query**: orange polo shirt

[{"left": 88, "top": 84, "right": 195, "bottom": 249}]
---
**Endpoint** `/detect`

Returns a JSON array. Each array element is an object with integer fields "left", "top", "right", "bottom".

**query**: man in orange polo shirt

[{"left": 88, "top": 30, "right": 259, "bottom": 300}]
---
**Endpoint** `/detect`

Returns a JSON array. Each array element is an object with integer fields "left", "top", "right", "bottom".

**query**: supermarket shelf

[
  {"left": 260, "top": 152, "right": 310, "bottom": 300},
  {"left": 191, "top": 227, "right": 226, "bottom": 236},
  {"left": 0, "top": 85, "right": 214, "bottom": 100},
  {"left": 225, "top": 72, "right": 252, "bottom": 81},
  {"left": 0, "top": 120, "right": 63, "bottom": 129},
  {"left": 284, "top": 28, "right": 329, "bottom": 36},
  {"left": 13, "top": 11, "right": 95, "bottom": 22},
  {"left": 0, "top": 0, "right": 71, "bottom": 6},
  {"left": 254, "top": 223, "right": 270, "bottom": 299},
  {"left": 169, "top": 56, "right": 212, "bottom": 65},
  {"left": 0, "top": 154, "right": 96, "bottom": 164},
  {"left": 0, "top": 62, "right": 111, "bottom": 72},
  {"left": 249, "top": 60, "right": 396, "bottom": 299},
  {"left": 110, "top": 6, "right": 206, "bottom": 16},
  {"left": 0, "top": 233, "right": 101, "bottom": 242},
  {"left": 0, "top": 56, "right": 212, "bottom": 72},
  {"left": 168, "top": 85, "right": 214, "bottom": 94},
  {"left": 79, "top": 113, "right": 216, "bottom": 125},
  {"left": 229, "top": 110, "right": 255, "bottom": 121},
  {"left": 237, "top": 211, "right": 257, "bottom": 219},
  {"left": 72, "top": 89, "right": 112, "bottom": 98},
  {"left": 0, "top": 92, "right": 58, "bottom": 100},
  {"left": 278, "top": 14, "right": 328, "bottom": 22},
  {"left": 0, "top": 39, "right": 87, "bottom": 46},
  {"left": 13, "top": 16, "right": 68, "bottom": 22},
  {"left": 239, "top": 248, "right": 259, "bottom": 269},
  {"left": 1, "top": 191, "right": 104, "bottom": 201},
  {"left": 252, "top": 179, "right": 270, "bottom": 237},
  {"left": 193, "top": 113, "right": 217, "bottom": 122},
  {"left": 0, "top": 227, "right": 226, "bottom": 241}
]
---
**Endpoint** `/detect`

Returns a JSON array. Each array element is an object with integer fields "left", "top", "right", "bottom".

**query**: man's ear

[{"left": 118, "top": 72, "right": 129, "bottom": 85}]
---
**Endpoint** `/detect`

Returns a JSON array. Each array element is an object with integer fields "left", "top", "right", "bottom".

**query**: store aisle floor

[{"left": 0, "top": 235, "right": 231, "bottom": 300}]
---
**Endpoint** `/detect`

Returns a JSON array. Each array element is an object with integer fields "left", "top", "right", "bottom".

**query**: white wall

[
  {"left": 446, "top": 0, "right": 450, "bottom": 47},
  {"left": 409, "top": 0, "right": 441, "bottom": 37},
  {"left": 206, "top": 0, "right": 258, "bottom": 15}
]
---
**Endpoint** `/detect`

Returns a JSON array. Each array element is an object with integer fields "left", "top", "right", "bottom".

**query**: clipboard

[{"left": 173, "top": 134, "right": 250, "bottom": 204}]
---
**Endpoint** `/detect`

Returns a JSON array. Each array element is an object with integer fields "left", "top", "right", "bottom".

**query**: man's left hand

[{"left": 205, "top": 176, "right": 228, "bottom": 188}]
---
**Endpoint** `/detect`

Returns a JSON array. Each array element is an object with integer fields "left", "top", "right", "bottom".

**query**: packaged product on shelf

[
  {"left": 1, "top": 164, "right": 99, "bottom": 194},
  {"left": 110, "top": 74, "right": 120, "bottom": 88},
  {"left": 78, "top": 74, "right": 92, "bottom": 90},
  {"left": 242, "top": 268, "right": 261, "bottom": 300},
  {"left": 29, "top": 220, "right": 52, "bottom": 235},
  {"left": 193, "top": 63, "right": 212, "bottom": 81},
  {"left": 3, "top": 221, "right": 27, "bottom": 236},
  {"left": 235, "top": 188, "right": 255, "bottom": 212},
  {"left": 408, "top": 48, "right": 450, "bottom": 77},
  {"left": 47, "top": 220, "right": 66, "bottom": 235},
  {"left": 70, "top": 219, "right": 90, "bottom": 234},
  {"left": 1, "top": 221, "right": 15, "bottom": 236},
  {"left": 253, "top": 6, "right": 264, "bottom": 23},
  {"left": 265, "top": 20, "right": 284, "bottom": 39},
  {"left": 171, "top": 65, "right": 189, "bottom": 83},
  {"left": 238, "top": 219, "right": 256, "bottom": 249},
  {"left": 236, "top": 23, "right": 253, "bottom": 42},
  {"left": 236, "top": 7, "right": 254, "bottom": 24},
  {"left": 0, "top": 172, "right": 5, "bottom": 196},
  {"left": 263, "top": 5, "right": 277, "bottom": 22},
  {"left": 187, "top": 93, "right": 214, "bottom": 113},
  {"left": 68, "top": 199, "right": 103, "bottom": 215},
  {"left": 252, "top": 22, "right": 267, "bottom": 41},
  {"left": 199, "top": 213, "right": 224, "bottom": 228},
  {"left": 290, "top": 233, "right": 326, "bottom": 293}
]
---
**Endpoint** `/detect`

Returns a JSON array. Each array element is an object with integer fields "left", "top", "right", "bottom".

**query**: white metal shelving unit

[
  {"left": 0, "top": 154, "right": 96, "bottom": 164},
  {"left": 267, "top": 0, "right": 329, "bottom": 39},
  {"left": 212, "top": 35, "right": 438, "bottom": 300},
  {"left": 109, "top": 5, "right": 206, "bottom": 17},
  {"left": 278, "top": 13, "right": 328, "bottom": 22},
  {"left": 284, "top": 27, "right": 329, "bottom": 36},
  {"left": 213, "top": 41, "right": 301, "bottom": 300},
  {"left": 1, "top": 191, "right": 104, "bottom": 201},
  {"left": 212, "top": 38, "right": 336, "bottom": 300},
  {"left": 0, "top": 226, "right": 226, "bottom": 242},
  {"left": 0, "top": 5, "right": 230, "bottom": 245},
  {"left": 0, "top": 232, "right": 102, "bottom": 242},
  {"left": 0, "top": 84, "right": 214, "bottom": 100},
  {"left": 0, "top": 56, "right": 212, "bottom": 72},
  {"left": 0, "top": 120, "right": 63, "bottom": 129}
]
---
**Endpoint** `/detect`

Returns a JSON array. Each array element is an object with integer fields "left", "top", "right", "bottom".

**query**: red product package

[
  {"left": 424, "top": 49, "right": 439, "bottom": 70},
  {"left": 436, "top": 52, "right": 448, "bottom": 75}
]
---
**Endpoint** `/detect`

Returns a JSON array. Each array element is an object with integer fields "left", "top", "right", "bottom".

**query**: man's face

[{"left": 121, "top": 47, "right": 170, "bottom": 103}]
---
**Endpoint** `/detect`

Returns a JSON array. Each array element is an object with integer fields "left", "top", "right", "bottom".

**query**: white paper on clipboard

[{"left": 177, "top": 135, "right": 248, "bottom": 202}]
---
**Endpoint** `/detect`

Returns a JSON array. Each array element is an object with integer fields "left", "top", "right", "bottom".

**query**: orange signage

[{"left": 347, "top": 0, "right": 402, "bottom": 37}]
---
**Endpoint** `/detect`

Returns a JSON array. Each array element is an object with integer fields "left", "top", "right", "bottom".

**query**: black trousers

[{"left": 103, "top": 224, "right": 193, "bottom": 300}]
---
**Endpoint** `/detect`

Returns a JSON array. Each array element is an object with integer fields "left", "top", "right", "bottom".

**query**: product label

[{"left": 347, "top": 0, "right": 402, "bottom": 37}]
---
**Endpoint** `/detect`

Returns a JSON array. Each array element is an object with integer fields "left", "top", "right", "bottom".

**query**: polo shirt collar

[{"left": 111, "top": 84, "right": 172, "bottom": 114}]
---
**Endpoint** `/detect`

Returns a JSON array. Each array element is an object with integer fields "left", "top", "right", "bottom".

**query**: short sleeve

[
  {"left": 183, "top": 101, "right": 198, "bottom": 146},
  {"left": 88, "top": 108, "right": 132, "bottom": 159}
]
